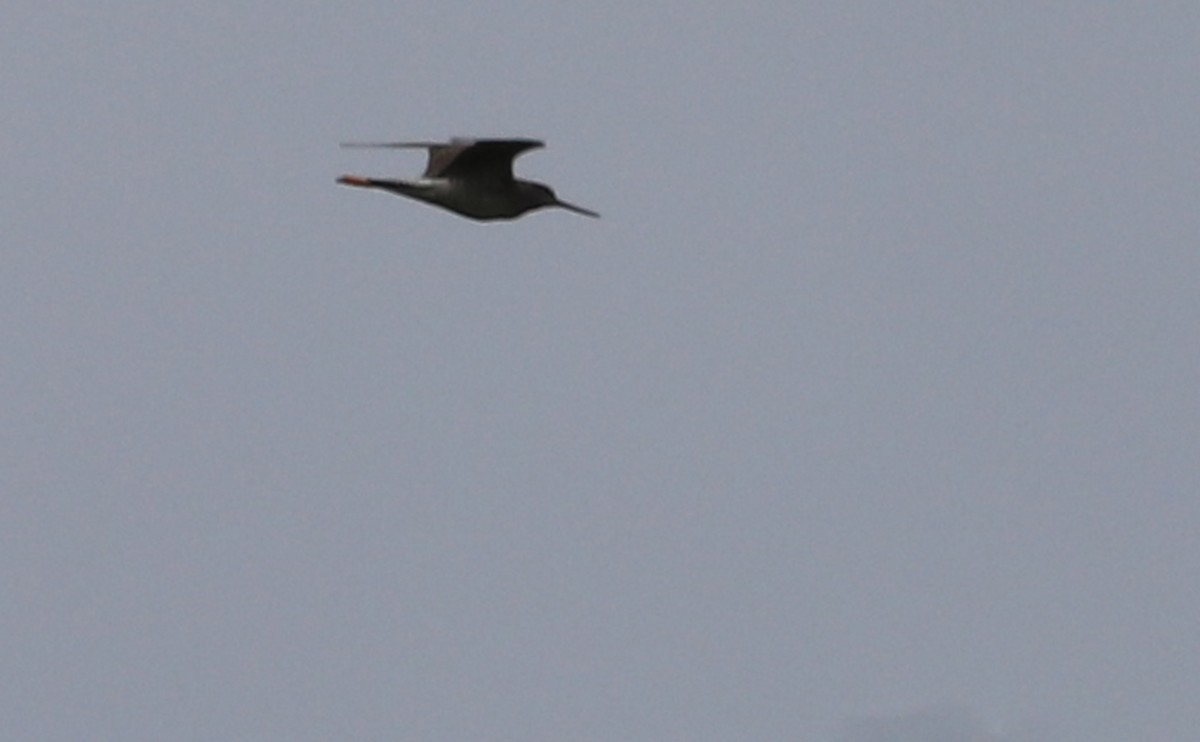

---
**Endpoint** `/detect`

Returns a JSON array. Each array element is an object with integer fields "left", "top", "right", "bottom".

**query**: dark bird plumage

[{"left": 337, "top": 138, "right": 599, "bottom": 221}]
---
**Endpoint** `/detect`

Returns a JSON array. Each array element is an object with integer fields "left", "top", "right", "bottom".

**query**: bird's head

[{"left": 522, "top": 181, "right": 600, "bottom": 218}]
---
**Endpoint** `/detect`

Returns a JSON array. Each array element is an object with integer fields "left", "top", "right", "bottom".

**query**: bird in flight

[{"left": 337, "top": 138, "right": 599, "bottom": 221}]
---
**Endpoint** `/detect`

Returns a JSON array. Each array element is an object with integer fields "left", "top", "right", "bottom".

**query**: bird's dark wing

[
  {"left": 433, "top": 139, "right": 545, "bottom": 181},
  {"left": 340, "top": 138, "right": 544, "bottom": 180}
]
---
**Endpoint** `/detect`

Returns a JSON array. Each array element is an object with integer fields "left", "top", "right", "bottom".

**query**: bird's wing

[
  {"left": 339, "top": 141, "right": 447, "bottom": 178},
  {"left": 340, "top": 141, "right": 443, "bottom": 150},
  {"left": 340, "top": 138, "right": 544, "bottom": 180},
  {"left": 434, "top": 139, "right": 545, "bottom": 181}
]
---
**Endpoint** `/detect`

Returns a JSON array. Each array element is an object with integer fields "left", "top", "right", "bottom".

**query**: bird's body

[{"left": 337, "top": 138, "right": 598, "bottom": 221}]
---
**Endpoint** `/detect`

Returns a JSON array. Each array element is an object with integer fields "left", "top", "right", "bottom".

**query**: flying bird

[{"left": 336, "top": 138, "right": 599, "bottom": 221}]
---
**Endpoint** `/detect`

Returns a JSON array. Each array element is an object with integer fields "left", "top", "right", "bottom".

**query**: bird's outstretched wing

[{"left": 341, "top": 138, "right": 544, "bottom": 181}]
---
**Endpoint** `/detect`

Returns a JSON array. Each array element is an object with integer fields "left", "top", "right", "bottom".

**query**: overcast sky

[{"left": 4, "top": 4, "right": 1198, "bottom": 741}]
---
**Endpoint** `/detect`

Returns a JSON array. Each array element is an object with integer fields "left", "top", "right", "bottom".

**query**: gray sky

[{"left": 4, "top": 3, "right": 1198, "bottom": 741}]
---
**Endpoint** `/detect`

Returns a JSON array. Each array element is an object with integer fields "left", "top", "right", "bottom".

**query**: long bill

[{"left": 554, "top": 198, "right": 600, "bottom": 218}]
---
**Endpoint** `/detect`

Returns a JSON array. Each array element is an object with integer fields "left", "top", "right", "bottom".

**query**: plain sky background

[{"left": 4, "top": 3, "right": 1198, "bottom": 741}]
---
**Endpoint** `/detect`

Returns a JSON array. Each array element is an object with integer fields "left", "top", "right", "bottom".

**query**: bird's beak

[{"left": 554, "top": 198, "right": 600, "bottom": 218}]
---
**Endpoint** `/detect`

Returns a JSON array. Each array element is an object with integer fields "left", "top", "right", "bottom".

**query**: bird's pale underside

[{"left": 337, "top": 138, "right": 599, "bottom": 221}]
